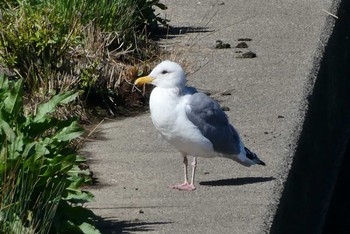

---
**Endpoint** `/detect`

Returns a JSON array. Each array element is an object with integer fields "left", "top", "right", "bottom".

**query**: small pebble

[
  {"left": 215, "top": 40, "right": 231, "bottom": 49},
  {"left": 213, "top": 2, "right": 225, "bottom": 6},
  {"left": 221, "top": 106, "right": 230, "bottom": 111},
  {"left": 235, "top": 42, "right": 248, "bottom": 48},
  {"left": 238, "top": 38, "right": 252, "bottom": 41},
  {"left": 221, "top": 91, "right": 232, "bottom": 96},
  {"left": 236, "top": 51, "right": 257, "bottom": 58}
]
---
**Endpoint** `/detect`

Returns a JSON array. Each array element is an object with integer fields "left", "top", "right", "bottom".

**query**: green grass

[
  {"left": 0, "top": 0, "right": 166, "bottom": 119},
  {"left": 0, "top": 74, "right": 99, "bottom": 233}
]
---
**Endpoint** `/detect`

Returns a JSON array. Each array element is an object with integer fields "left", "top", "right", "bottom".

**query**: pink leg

[
  {"left": 171, "top": 155, "right": 196, "bottom": 191},
  {"left": 190, "top": 157, "right": 197, "bottom": 186}
]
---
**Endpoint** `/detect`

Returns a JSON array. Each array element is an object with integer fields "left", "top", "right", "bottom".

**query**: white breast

[{"left": 149, "top": 87, "right": 216, "bottom": 158}]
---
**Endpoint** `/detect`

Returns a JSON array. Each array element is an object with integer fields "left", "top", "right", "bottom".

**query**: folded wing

[{"left": 185, "top": 92, "right": 242, "bottom": 156}]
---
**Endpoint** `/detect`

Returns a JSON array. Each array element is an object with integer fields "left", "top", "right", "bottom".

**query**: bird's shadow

[
  {"left": 199, "top": 176, "right": 275, "bottom": 186},
  {"left": 94, "top": 216, "right": 172, "bottom": 234}
]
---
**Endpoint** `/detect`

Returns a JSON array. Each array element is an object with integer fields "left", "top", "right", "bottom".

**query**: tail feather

[{"left": 244, "top": 147, "right": 266, "bottom": 166}]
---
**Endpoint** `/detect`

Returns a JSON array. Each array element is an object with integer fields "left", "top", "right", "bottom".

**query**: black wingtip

[
  {"left": 256, "top": 159, "right": 266, "bottom": 166},
  {"left": 244, "top": 147, "right": 266, "bottom": 166}
]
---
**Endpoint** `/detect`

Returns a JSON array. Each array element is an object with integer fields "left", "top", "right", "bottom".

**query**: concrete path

[{"left": 82, "top": 0, "right": 337, "bottom": 233}]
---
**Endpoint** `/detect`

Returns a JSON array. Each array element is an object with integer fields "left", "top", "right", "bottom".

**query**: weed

[
  {"left": 0, "top": 74, "right": 98, "bottom": 233},
  {"left": 0, "top": 0, "right": 166, "bottom": 119}
]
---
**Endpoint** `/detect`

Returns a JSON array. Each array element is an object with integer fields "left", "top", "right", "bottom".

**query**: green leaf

[
  {"left": 22, "top": 142, "right": 36, "bottom": 158},
  {"left": 60, "top": 91, "right": 79, "bottom": 104},
  {"left": 68, "top": 165, "right": 91, "bottom": 177},
  {"left": 3, "top": 79, "right": 23, "bottom": 117},
  {"left": 41, "top": 165, "right": 56, "bottom": 177},
  {"left": 34, "top": 91, "right": 78, "bottom": 122},
  {"left": 54, "top": 121, "right": 83, "bottom": 142},
  {"left": 79, "top": 222, "right": 101, "bottom": 234},
  {"left": 0, "top": 118, "right": 16, "bottom": 143},
  {"left": 24, "top": 117, "right": 59, "bottom": 137},
  {"left": 75, "top": 155, "right": 87, "bottom": 163},
  {"left": 34, "top": 143, "right": 49, "bottom": 160},
  {"left": 64, "top": 191, "right": 94, "bottom": 203},
  {"left": 50, "top": 154, "right": 75, "bottom": 173},
  {"left": 57, "top": 203, "right": 100, "bottom": 233},
  {"left": 0, "top": 74, "right": 9, "bottom": 89},
  {"left": 61, "top": 160, "right": 75, "bottom": 172},
  {"left": 66, "top": 177, "right": 86, "bottom": 192}
]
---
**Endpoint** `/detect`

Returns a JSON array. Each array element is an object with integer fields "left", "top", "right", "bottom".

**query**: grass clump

[
  {"left": 0, "top": 0, "right": 167, "bottom": 119},
  {"left": 0, "top": 74, "right": 98, "bottom": 233}
]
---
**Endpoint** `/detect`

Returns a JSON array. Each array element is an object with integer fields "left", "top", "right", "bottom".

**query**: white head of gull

[{"left": 135, "top": 60, "right": 265, "bottom": 191}]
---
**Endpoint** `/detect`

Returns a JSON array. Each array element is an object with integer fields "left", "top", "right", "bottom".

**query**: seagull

[{"left": 134, "top": 61, "right": 265, "bottom": 191}]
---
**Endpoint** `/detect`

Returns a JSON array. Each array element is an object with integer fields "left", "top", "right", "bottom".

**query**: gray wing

[
  {"left": 185, "top": 92, "right": 241, "bottom": 155},
  {"left": 182, "top": 86, "right": 198, "bottom": 95}
]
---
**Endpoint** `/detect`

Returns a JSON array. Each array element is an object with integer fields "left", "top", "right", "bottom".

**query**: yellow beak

[{"left": 134, "top": 76, "right": 155, "bottom": 86}]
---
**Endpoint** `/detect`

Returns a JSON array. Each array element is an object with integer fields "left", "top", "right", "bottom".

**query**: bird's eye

[{"left": 161, "top": 70, "right": 168, "bottom": 74}]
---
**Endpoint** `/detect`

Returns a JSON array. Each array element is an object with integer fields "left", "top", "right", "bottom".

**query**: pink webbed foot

[{"left": 170, "top": 182, "right": 196, "bottom": 191}]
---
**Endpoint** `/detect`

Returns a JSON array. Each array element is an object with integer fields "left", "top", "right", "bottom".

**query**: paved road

[{"left": 82, "top": 0, "right": 336, "bottom": 233}]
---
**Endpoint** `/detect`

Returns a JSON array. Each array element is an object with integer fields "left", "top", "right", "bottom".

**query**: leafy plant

[
  {"left": 0, "top": 0, "right": 166, "bottom": 117},
  {"left": 0, "top": 74, "right": 99, "bottom": 233},
  {"left": 0, "top": 2, "right": 82, "bottom": 93}
]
